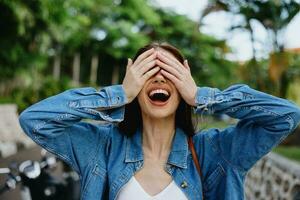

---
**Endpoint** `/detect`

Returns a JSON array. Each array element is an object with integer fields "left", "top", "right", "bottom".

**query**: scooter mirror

[{"left": 19, "top": 161, "right": 41, "bottom": 179}]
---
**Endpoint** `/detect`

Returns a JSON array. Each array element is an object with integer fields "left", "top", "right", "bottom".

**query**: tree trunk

[
  {"left": 248, "top": 24, "right": 257, "bottom": 61},
  {"left": 53, "top": 54, "right": 61, "bottom": 80},
  {"left": 111, "top": 65, "right": 119, "bottom": 84},
  {"left": 72, "top": 53, "right": 80, "bottom": 85},
  {"left": 90, "top": 55, "right": 99, "bottom": 85},
  {"left": 279, "top": 71, "right": 289, "bottom": 98}
]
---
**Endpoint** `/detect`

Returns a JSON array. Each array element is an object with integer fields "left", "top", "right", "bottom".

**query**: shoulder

[
  {"left": 71, "top": 121, "right": 113, "bottom": 136},
  {"left": 193, "top": 126, "right": 236, "bottom": 150},
  {"left": 194, "top": 126, "right": 235, "bottom": 140},
  {"left": 72, "top": 122, "right": 126, "bottom": 159},
  {"left": 67, "top": 121, "right": 125, "bottom": 150}
]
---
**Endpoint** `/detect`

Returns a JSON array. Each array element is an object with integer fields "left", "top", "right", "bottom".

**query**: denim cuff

[
  {"left": 104, "top": 84, "right": 128, "bottom": 107},
  {"left": 195, "top": 87, "right": 217, "bottom": 108}
]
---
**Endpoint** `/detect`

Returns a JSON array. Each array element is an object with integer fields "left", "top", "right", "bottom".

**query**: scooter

[{"left": 0, "top": 149, "right": 80, "bottom": 200}]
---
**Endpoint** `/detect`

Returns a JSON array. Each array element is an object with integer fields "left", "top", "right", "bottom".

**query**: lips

[{"left": 147, "top": 88, "right": 171, "bottom": 106}]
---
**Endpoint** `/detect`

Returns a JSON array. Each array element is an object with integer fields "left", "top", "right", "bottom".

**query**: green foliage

[
  {"left": 146, "top": 9, "right": 239, "bottom": 88},
  {"left": 10, "top": 77, "right": 72, "bottom": 112},
  {"left": 238, "top": 59, "right": 270, "bottom": 90},
  {"left": 273, "top": 146, "right": 300, "bottom": 163},
  {"left": 203, "top": 0, "right": 300, "bottom": 97},
  {"left": 118, "top": 0, "right": 161, "bottom": 25},
  {"left": 204, "top": 0, "right": 300, "bottom": 51},
  {"left": 287, "top": 53, "right": 300, "bottom": 79},
  {"left": 0, "top": 0, "right": 48, "bottom": 79},
  {"left": 0, "top": 0, "right": 241, "bottom": 109},
  {"left": 0, "top": 0, "right": 111, "bottom": 80}
]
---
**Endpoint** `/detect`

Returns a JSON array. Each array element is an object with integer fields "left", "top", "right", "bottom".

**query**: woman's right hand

[{"left": 122, "top": 48, "right": 160, "bottom": 103}]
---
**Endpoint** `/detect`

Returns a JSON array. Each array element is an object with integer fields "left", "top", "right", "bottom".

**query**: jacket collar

[{"left": 125, "top": 127, "right": 188, "bottom": 169}]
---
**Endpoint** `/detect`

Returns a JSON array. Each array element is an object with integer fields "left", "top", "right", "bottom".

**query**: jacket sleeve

[
  {"left": 19, "top": 85, "right": 127, "bottom": 174},
  {"left": 194, "top": 84, "right": 300, "bottom": 172}
]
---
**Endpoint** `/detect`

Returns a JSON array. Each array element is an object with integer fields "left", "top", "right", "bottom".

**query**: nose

[{"left": 152, "top": 70, "right": 166, "bottom": 83}]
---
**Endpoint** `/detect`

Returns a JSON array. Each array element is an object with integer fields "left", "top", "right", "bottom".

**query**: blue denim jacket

[{"left": 19, "top": 84, "right": 300, "bottom": 200}]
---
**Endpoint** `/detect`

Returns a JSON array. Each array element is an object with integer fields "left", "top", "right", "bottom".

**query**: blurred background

[{"left": 0, "top": 0, "right": 300, "bottom": 199}]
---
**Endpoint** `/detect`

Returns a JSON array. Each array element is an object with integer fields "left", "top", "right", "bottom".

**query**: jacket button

[{"left": 181, "top": 181, "right": 188, "bottom": 188}]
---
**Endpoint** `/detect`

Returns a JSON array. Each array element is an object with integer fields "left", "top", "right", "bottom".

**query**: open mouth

[{"left": 148, "top": 89, "right": 170, "bottom": 104}]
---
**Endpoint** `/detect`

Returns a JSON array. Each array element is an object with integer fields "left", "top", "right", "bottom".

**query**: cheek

[
  {"left": 174, "top": 95, "right": 181, "bottom": 109},
  {"left": 137, "top": 93, "right": 143, "bottom": 106},
  {"left": 137, "top": 86, "right": 147, "bottom": 101},
  {"left": 173, "top": 89, "right": 181, "bottom": 103},
  {"left": 137, "top": 91, "right": 147, "bottom": 110}
]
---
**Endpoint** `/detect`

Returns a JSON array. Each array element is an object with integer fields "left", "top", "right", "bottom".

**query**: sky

[{"left": 153, "top": 0, "right": 300, "bottom": 61}]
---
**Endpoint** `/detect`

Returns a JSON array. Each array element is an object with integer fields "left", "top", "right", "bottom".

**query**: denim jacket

[{"left": 19, "top": 84, "right": 300, "bottom": 200}]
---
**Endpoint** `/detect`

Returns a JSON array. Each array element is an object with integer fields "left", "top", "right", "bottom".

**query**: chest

[
  {"left": 134, "top": 158, "right": 173, "bottom": 196},
  {"left": 116, "top": 176, "right": 188, "bottom": 200},
  {"left": 105, "top": 157, "right": 203, "bottom": 200}
]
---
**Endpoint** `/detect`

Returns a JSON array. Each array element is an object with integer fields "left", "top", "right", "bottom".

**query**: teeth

[{"left": 149, "top": 89, "right": 169, "bottom": 97}]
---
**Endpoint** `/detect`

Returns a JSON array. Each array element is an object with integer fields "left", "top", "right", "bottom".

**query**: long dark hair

[{"left": 118, "top": 42, "right": 195, "bottom": 137}]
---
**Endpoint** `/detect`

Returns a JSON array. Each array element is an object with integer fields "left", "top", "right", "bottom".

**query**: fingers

[
  {"left": 157, "top": 52, "right": 183, "bottom": 74},
  {"left": 160, "top": 69, "right": 180, "bottom": 85},
  {"left": 126, "top": 58, "right": 133, "bottom": 70},
  {"left": 136, "top": 59, "right": 157, "bottom": 77},
  {"left": 127, "top": 48, "right": 191, "bottom": 87},
  {"left": 142, "top": 66, "right": 160, "bottom": 82},
  {"left": 138, "top": 60, "right": 157, "bottom": 76},
  {"left": 137, "top": 52, "right": 157, "bottom": 74},
  {"left": 184, "top": 60, "right": 191, "bottom": 72},
  {"left": 134, "top": 48, "right": 155, "bottom": 67},
  {"left": 140, "top": 52, "right": 157, "bottom": 65},
  {"left": 155, "top": 59, "right": 182, "bottom": 79}
]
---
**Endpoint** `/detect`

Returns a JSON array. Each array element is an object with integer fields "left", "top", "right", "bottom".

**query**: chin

[
  {"left": 139, "top": 97, "right": 180, "bottom": 119},
  {"left": 146, "top": 109, "right": 176, "bottom": 119}
]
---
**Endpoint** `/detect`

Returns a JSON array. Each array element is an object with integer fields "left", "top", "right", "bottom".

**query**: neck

[{"left": 141, "top": 114, "right": 176, "bottom": 160}]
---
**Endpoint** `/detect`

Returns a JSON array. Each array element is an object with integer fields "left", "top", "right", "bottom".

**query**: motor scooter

[{"left": 0, "top": 149, "right": 80, "bottom": 200}]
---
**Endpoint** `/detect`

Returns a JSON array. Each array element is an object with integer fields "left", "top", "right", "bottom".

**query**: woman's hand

[
  {"left": 156, "top": 52, "right": 197, "bottom": 106},
  {"left": 122, "top": 48, "right": 160, "bottom": 103}
]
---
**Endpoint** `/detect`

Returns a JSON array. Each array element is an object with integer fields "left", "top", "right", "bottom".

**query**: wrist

[
  {"left": 189, "top": 86, "right": 198, "bottom": 107},
  {"left": 187, "top": 96, "right": 197, "bottom": 107},
  {"left": 121, "top": 84, "right": 133, "bottom": 103}
]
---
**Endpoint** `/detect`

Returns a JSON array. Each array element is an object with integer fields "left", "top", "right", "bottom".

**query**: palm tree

[{"left": 201, "top": 0, "right": 300, "bottom": 97}]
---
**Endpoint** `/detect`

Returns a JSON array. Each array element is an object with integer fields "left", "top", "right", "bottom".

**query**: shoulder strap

[
  {"left": 188, "top": 136, "right": 203, "bottom": 178},
  {"left": 188, "top": 136, "right": 204, "bottom": 199}
]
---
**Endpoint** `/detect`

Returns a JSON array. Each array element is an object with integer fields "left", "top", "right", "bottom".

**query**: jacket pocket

[
  {"left": 82, "top": 164, "right": 107, "bottom": 200},
  {"left": 203, "top": 164, "right": 225, "bottom": 192}
]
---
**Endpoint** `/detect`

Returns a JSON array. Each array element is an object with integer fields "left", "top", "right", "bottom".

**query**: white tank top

[{"left": 116, "top": 176, "right": 188, "bottom": 200}]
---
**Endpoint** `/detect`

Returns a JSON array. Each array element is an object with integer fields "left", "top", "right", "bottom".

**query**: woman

[{"left": 19, "top": 42, "right": 300, "bottom": 200}]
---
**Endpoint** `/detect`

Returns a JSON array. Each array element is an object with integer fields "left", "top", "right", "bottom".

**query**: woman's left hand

[{"left": 156, "top": 52, "right": 197, "bottom": 106}]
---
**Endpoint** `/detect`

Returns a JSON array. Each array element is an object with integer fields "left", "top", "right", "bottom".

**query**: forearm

[
  {"left": 19, "top": 85, "right": 127, "bottom": 137},
  {"left": 195, "top": 84, "right": 300, "bottom": 132}
]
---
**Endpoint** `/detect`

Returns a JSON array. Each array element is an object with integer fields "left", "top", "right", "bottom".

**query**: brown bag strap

[{"left": 188, "top": 136, "right": 204, "bottom": 199}]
